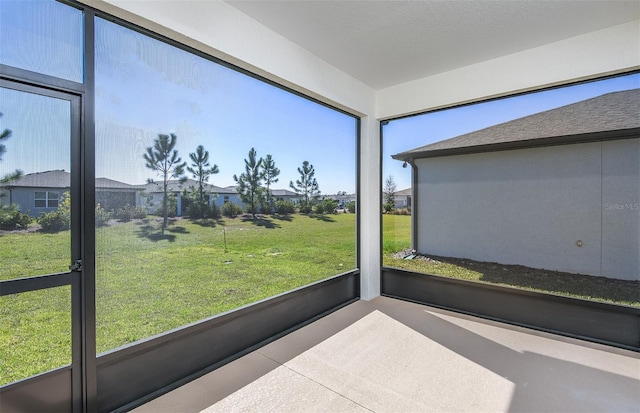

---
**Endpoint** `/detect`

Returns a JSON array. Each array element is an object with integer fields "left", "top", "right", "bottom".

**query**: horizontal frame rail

[
  {"left": 0, "top": 272, "right": 72, "bottom": 296},
  {"left": 382, "top": 267, "right": 640, "bottom": 351}
]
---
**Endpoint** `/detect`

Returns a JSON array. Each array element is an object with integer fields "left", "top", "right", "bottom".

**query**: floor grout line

[{"left": 258, "top": 351, "right": 375, "bottom": 412}]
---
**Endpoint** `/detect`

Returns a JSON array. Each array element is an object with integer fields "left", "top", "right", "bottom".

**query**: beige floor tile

[
  {"left": 135, "top": 296, "right": 640, "bottom": 413},
  {"left": 132, "top": 352, "right": 281, "bottom": 413},
  {"left": 201, "top": 365, "right": 370, "bottom": 413}
]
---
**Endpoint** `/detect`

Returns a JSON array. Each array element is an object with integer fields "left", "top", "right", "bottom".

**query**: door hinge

[{"left": 69, "top": 259, "right": 83, "bottom": 272}]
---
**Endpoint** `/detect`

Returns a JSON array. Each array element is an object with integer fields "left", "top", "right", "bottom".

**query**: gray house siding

[
  {"left": 214, "top": 193, "right": 244, "bottom": 209},
  {"left": 415, "top": 138, "right": 639, "bottom": 281},
  {"left": 601, "top": 139, "right": 640, "bottom": 278}
]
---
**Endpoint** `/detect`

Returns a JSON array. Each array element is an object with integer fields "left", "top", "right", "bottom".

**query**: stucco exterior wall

[
  {"left": 415, "top": 138, "right": 639, "bottom": 280},
  {"left": 602, "top": 139, "right": 640, "bottom": 278}
]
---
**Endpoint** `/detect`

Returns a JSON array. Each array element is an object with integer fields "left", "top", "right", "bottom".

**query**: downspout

[{"left": 402, "top": 158, "right": 418, "bottom": 252}]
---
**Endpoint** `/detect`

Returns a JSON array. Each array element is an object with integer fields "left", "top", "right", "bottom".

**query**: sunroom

[{"left": 0, "top": 1, "right": 638, "bottom": 412}]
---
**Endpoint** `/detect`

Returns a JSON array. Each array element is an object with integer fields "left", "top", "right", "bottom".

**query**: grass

[
  {"left": 2, "top": 213, "right": 637, "bottom": 385},
  {"left": 382, "top": 214, "right": 640, "bottom": 307},
  {"left": 1, "top": 213, "right": 356, "bottom": 385}
]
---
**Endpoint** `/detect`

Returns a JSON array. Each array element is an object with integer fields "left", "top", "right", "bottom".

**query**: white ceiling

[{"left": 224, "top": 0, "right": 640, "bottom": 90}]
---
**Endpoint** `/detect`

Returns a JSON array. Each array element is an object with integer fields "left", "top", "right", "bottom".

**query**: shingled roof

[
  {"left": 139, "top": 179, "right": 236, "bottom": 194},
  {"left": 1, "top": 170, "right": 138, "bottom": 189},
  {"left": 392, "top": 89, "right": 640, "bottom": 161},
  {"left": 1, "top": 170, "right": 70, "bottom": 188}
]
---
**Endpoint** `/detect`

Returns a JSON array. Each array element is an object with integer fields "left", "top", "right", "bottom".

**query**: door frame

[{"left": 0, "top": 77, "right": 95, "bottom": 413}]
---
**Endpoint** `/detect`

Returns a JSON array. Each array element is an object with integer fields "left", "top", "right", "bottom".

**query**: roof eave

[{"left": 392, "top": 128, "right": 640, "bottom": 161}]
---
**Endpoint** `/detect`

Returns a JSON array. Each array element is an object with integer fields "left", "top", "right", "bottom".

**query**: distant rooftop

[
  {"left": 393, "top": 89, "right": 640, "bottom": 160},
  {"left": 140, "top": 179, "right": 237, "bottom": 194},
  {"left": 0, "top": 170, "right": 71, "bottom": 188}
]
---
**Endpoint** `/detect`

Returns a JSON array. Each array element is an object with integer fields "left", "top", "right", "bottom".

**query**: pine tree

[
  {"left": 143, "top": 133, "right": 186, "bottom": 233},
  {"left": 187, "top": 145, "right": 219, "bottom": 207},
  {"left": 261, "top": 154, "right": 280, "bottom": 211},
  {"left": 289, "top": 161, "right": 320, "bottom": 213},
  {"left": 234, "top": 147, "right": 264, "bottom": 217},
  {"left": 383, "top": 175, "right": 397, "bottom": 212}
]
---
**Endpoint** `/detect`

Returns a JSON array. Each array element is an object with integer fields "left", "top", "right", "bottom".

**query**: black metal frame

[{"left": 0, "top": 75, "right": 86, "bottom": 413}]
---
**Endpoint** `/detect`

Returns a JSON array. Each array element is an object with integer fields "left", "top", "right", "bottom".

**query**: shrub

[
  {"left": 38, "top": 210, "right": 69, "bottom": 232},
  {"left": 316, "top": 199, "right": 338, "bottom": 215},
  {"left": 383, "top": 203, "right": 394, "bottom": 213},
  {"left": 392, "top": 207, "right": 411, "bottom": 215},
  {"left": 209, "top": 203, "right": 221, "bottom": 219},
  {"left": 274, "top": 200, "right": 295, "bottom": 215},
  {"left": 186, "top": 202, "right": 205, "bottom": 219},
  {"left": 187, "top": 202, "right": 220, "bottom": 219},
  {"left": 38, "top": 192, "right": 70, "bottom": 232},
  {"left": 221, "top": 202, "right": 243, "bottom": 218},
  {"left": 131, "top": 206, "right": 148, "bottom": 219},
  {"left": 346, "top": 201, "right": 356, "bottom": 213},
  {"left": 0, "top": 204, "right": 32, "bottom": 230},
  {"left": 114, "top": 204, "right": 147, "bottom": 221},
  {"left": 154, "top": 194, "right": 177, "bottom": 218},
  {"left": 258, "top": 201, "right": 273, "bottom": 215},
  {"left": 95, "top": 204, "right": 111, "bottom": 227},
  {"left": 299, "top": 202, "right": 313, "bottom": 214}
]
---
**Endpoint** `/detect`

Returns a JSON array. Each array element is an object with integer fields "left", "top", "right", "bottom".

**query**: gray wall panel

[
  {"left": 382, "top": 268, "right": 639, "bottom": 350},
  {"left": 0, "top": 368, "right": 72, "bottom": 413},
  {"left": 415, "top": 139, "right": 639, "bottom": 280}
]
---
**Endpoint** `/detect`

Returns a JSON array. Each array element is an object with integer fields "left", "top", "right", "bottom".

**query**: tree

[
  {"left": 143, "top": 133, "right": 186, "bottom": 233},
  {"left": 0, "top": 112, "right": 23, "bottom": 195},
  {"left": 261, "top": 154, "right": 280, "bottom": 211},
  {"left": 187, "top": 145, "right": 219, "bottom": 207},
  {"left": 234, "top": 147, "right": 264, "bottom": 217},
  {"left": 289, "top": 161, "right": 320, "bottom": 213},
  {"left": 0, "top": 112, "right": 11, "bottom": 162},
  {"left": 383, "top": 175, "right": 397, "bottom": 213}
]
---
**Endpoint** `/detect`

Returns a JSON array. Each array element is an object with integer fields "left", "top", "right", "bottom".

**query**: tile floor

[{"left": 133, "top": 296, "right": 640, "bottom": 413}]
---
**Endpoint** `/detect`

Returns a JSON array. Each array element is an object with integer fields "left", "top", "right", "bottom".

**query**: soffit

[{"left": 224, "top": 0, "right": 640, "bottom": 90}]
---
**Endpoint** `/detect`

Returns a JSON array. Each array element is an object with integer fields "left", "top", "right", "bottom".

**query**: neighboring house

[
  {"left": 271, "top": 189, "right": 300, "bottom": 204},
  {"left": 393, "top": 188, "right": 411, "bottom": 210},
  {"left": 393, "top": 89, "right": 640, "bottom": 281},
  {"left": 330, "top": 193, "right": 356, "bottom": 209},
  {"left": 96, "top": 177, "right": 143, "bottom": 212},
  {"left": 0, "top": 170, "right": 141, "bottom": 217},
  {"left": 141, "top": 179, "right": 242, "bottom": 216},
  {"left": 214, "top": 186, "right": 243, "bottom": 208},
  {"left": 0, "top": 170, "right": 70, "bottom": 217}
]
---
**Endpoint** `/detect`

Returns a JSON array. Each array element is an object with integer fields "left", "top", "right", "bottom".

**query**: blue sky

[
  {"left": 1, "top": 1, "right": 638, "bottom": 196},
  {"left": 383, "top": 72, "right": 640, "bottom": 191},
  {"left": 1, "top": 8, "right": 357, "bottom": 195},
  {"left": 93, "top": 17, "right": 358, "bottom": 195}
]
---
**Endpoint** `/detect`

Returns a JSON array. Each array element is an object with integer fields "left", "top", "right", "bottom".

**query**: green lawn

[
  {"left": 382, "top": 214, "right": 640, "bottom": 307},
  {"left": 1, "top": 213, "right": 356, "bottom": 385},
  {"left": 2, "top": 213, "right": 637, "bottom": 385}
]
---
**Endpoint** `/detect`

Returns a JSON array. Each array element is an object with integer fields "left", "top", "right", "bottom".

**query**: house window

[
  {"left": 34, "top": 191, "right": 59, "bottom": 208},
  {"left": 223, "top": 195, "right": 229, "bottom": 203}
]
